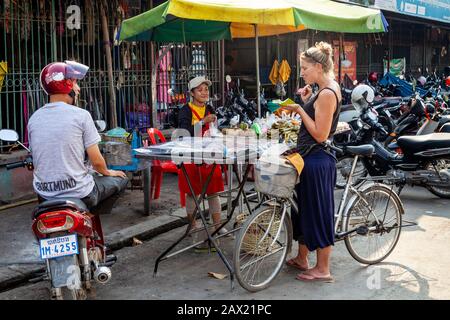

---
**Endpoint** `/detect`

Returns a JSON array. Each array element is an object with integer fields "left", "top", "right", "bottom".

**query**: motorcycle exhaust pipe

[{"left": 93, "top": 266, "right": 112, "bottom": 284}]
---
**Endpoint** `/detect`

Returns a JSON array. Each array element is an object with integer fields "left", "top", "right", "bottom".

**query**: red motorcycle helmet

[
  {"left": 368, "top": 71, "right": 378, "bottom": 84},
  {"left": 40, "top": 61, "right": 89, "bottom": 95},
  {"left": 445, "top": 76, "right": 450, "bottom": 87}
]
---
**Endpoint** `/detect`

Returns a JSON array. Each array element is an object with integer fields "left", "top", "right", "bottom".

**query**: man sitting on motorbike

[{"left": 28, "top": 61, "right": 128, "bottom": 211}]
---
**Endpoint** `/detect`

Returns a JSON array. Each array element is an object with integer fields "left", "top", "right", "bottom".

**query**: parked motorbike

[
  {"left": 385, "top": 92, "right": 450, "bottom": 149},
  {"left": 216, "top": 75, "right": 266, "bottom": 129},
  {"left": 0, "top": 121, "right": 118, "bottom": 300},
  {"left": 339, "top": 103, "right": 450, "bottom": 198}
]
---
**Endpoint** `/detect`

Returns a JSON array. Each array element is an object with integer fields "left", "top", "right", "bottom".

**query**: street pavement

[{"left": 0, "top": 185, "right": 449, "bottom": 300}]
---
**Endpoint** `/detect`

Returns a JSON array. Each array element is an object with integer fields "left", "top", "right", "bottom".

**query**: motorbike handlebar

[{"left": 6, "top": 161, "right": 25, "bottom": 170}]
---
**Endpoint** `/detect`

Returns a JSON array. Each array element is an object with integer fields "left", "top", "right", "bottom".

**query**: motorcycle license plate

[{"left": 40, "top": 234, "right": 78, "bottom": 260}]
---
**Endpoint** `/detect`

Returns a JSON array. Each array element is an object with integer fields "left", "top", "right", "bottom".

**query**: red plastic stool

[{"left": 147, "top": 128, "right": 185, "bottom": 207}]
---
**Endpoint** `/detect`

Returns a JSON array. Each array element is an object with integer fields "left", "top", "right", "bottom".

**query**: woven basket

[{"left": 236, "top": 211, "right": 281, "bottom": 256}]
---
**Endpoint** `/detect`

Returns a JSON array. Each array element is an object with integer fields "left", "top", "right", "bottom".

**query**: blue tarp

[{"left": 379, "top": 72, "right": 428, "bottom": 97}]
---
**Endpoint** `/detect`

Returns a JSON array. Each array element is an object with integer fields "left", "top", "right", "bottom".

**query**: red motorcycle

[{"left": 0, "top": 124, "right": 116, "bottom": 300}]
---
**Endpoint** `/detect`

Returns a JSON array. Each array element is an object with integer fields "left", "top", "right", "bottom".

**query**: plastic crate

[{"left": 103, "top": 130, "right": 145, "bottom": 172}]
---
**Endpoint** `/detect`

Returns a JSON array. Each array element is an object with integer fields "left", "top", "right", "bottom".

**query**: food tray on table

[{"left": 134, "top": 136, "right": 286, "bottom": 165}]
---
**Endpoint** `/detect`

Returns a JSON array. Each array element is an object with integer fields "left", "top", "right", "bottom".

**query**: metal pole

[
  {"left": 221, "top": 40, "right": 225, "bottom": 107},
  {"left": 100, "top": 0, "right": 117, "bottom": 128},
  {"left": 255, "top": 25, "right": 261, "bottom": 117}
]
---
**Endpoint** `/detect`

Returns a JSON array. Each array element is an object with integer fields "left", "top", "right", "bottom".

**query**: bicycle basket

[{"left": 254, "top": 156, "right": 299, "bottom": 198}]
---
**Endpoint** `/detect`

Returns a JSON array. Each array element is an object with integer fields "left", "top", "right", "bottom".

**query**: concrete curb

[
  {"left": 0, "top": 214, "right": 187, "bottom": 293},
  {"left": 0, "top": 198, "right": 230, "bottom": 293}
]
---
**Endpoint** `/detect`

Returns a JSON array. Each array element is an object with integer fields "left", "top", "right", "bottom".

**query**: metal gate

[
  {"left": 0, "top": 0, "right": 153, "bottom": 149},
  {"left": 152, "top": 41, "right": 224, "bottom": 129}
]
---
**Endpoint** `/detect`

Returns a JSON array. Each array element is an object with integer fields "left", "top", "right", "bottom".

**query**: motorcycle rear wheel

[
  {"left": 425, "top": 158, "right": 450, "bottom": 199},
  {"left": 336, "top": 156, "right": 368, "bottom": 189}
]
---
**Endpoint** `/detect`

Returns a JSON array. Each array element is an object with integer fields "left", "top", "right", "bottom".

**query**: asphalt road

[{"left": 1, "top": 186, "right": 449, "bottom": 300}]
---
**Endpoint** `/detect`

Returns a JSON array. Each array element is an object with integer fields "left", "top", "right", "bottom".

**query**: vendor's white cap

[{"left": 188, "top": 76, "right": 212, "bottom": 91}]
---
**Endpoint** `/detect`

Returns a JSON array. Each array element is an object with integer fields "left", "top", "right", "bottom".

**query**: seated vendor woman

[{"left": 177, "top": 76, "right": 228, "bottom": 249}]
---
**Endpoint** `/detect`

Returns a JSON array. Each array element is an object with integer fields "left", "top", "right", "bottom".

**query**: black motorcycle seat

[
  {"left": 373, "top": 101, "right": 401, "bottom": 111},
  {"left": 345, "top": 145, "right": 375, "bottom": 157},
  {"left": 438, "top": 115, "right": 450, "bottom": 126},
  {"left": 397, "top": 133, "right": 450, "bottom": 154},
  {"left": 32, "top": 198, "right": 88, "bottom": 219}
]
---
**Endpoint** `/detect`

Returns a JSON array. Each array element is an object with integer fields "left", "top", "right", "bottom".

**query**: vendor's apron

[{"left": 178, "top": 106, "right": 224, "bottom": 196}]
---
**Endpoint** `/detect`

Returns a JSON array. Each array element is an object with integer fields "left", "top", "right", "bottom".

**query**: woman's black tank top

[{"left": 297, "top": 87, "right": 341, "bottom": 155}]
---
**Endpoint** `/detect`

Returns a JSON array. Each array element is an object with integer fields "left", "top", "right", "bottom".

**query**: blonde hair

[{"left": 300, "top": 41, "right": 335, "bottom": 79}]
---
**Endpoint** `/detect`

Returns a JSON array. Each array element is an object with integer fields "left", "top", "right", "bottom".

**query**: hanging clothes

[
  {"left": 157, "top": 48, "right": 173, "bottom": 106},
  {"left": 269, "top": 60, "right": 279, "bottom": 85},
  {"left": 55, "top": 0, "right": 64, "bottom": 36},
  {"left": 190, "top": 45, "right": 207, "bottom": 77},
  {"left": 279, "top": 59, "right": 291, "bottom": 84},
  {"left": 4, "top": 0, "right": 10, "bottom": 34},
  {"left": 0, "top": 61, "right": 7, "bottom": 92}
]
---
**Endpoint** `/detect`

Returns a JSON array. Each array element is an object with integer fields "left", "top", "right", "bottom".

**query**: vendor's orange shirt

[{"left": 189, "top": 102, "right": 206, "bottom": 125}]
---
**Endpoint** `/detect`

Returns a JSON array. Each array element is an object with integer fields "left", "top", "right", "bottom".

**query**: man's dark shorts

[{"left": 81, "top": 174, "right": 129, "bottom": 210}]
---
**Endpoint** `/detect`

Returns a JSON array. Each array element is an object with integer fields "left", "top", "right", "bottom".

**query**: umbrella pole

[{"left": 254, "top": 25, "right": 261, "bottom": 118}]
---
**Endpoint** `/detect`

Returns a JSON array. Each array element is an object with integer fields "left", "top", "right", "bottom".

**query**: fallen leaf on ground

[
  {"left": 132, "top": 237, "right": 143, "bottom": 246},
  {"left": 208, "top": 272, "right": 227, "bottom": 280}
]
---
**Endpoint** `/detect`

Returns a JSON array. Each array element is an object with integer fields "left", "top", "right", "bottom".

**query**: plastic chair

[{"left": 147, "top": 128, "right": 185, "bottom": 206}]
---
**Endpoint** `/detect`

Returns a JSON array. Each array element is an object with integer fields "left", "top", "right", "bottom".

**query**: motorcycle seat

[
  {"left": 345, "top": 145, "right": 375, "bottom": 157},
  {"left": 397, "top": 133, "right": 450, "bottom": 154},
  {"left": 32, "top": 198, "right": 88, "bottom": 219},
  {"left": 438, "top": 115, "right": 450, "bottom": 126},
  {"left": 373, "top": 101, "right": 401, "bottom": 111}
]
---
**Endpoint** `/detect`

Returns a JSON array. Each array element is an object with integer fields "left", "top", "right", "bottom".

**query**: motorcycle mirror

[
  {"left": 418, "top": 67, "right": 421, "bottom": 73},
  {"left": 225, "top": 75, "right": 232, "bottom": 83},
  {"left": 95, "top": 120, "right": 107, "bottom": 132},
  {"left": 0, "top": 129, "right": 19, "bottom": 142}
]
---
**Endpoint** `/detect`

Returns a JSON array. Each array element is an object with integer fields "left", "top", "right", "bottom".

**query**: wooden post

[
  {"left": 338, "top": 33, "right": 343, "bottom": 85},
  {"left": 100, "top": 0, "right": 117, "bottom": 128},
  {"left": 51, "top": 0, "right": 57, "bottom": 61}
]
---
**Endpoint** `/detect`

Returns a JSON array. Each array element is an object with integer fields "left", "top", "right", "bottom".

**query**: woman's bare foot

[
  {"left": 286, "top": 257, "right": 309, "bottom": 271},
  {"left": 296, "top": 267, "right": 334, "bottom": 282}
]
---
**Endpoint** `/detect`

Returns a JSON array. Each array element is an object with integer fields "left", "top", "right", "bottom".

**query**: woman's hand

[
  {"left": 281, "top": 104, "right": 302, "bottom": 114},
  {"left": 297, "top": 85, "right": 313, "bottom": 102},
  {"left": 203, "top": 114, "right": 217, "bottom": 124}
]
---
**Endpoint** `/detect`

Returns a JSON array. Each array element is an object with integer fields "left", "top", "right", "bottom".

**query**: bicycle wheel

[
  {"left": 344, "top": 184, "right": 403, "bottom": 265},
  {"left": 233, "top": 204, "right": 292, "bottom": 292}
]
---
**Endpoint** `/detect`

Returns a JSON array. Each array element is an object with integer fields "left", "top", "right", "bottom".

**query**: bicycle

[{"left": 233, "top": 143, "right": 405, "bottom": 292}]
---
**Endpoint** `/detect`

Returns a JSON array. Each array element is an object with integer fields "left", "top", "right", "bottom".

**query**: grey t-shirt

[{"left": 28, "top": 102, "right": 101, "bottom": 199}]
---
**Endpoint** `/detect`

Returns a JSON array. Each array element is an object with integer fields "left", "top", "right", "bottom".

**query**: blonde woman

[{"left": 281, "top": 42, "right": 341, "bottom": 282}]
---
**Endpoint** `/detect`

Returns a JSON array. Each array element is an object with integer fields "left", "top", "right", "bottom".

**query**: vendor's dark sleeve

[
  {"left": 178, "top": 105, "right": 194, "bottom": 136},
  {"left": 207, "top": 105, "right": 215, "bottom": 115}
]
